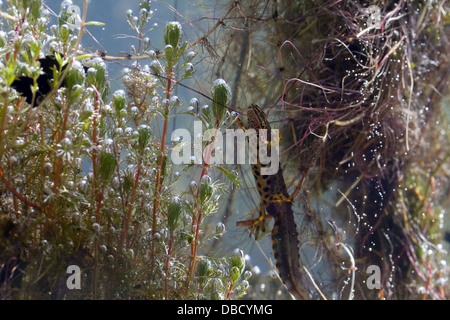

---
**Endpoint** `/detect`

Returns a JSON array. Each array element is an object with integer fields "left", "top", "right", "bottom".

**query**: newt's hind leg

[{"left": 269, "top": 192, "right": 292, "bottom": 204}]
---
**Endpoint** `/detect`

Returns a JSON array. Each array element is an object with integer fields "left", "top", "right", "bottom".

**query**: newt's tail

[{"left": 271, "top": 205, "right": 310, "bottom": 300}]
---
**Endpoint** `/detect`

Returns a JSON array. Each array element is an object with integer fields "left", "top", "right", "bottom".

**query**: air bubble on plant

[
  {"left": 189, "top": 97, "right": 199, "bottom": 111},
  {"left": 190, "top": 180, "right": 198, "bottom": 193},
  {"left": 139, "top": 8, "right": 149, "bottom": 22},
  {"left": 149, "top": 59, "right": 162, "bottom": 76},
  {"left": 60, "top": 0, "right": 73, "bottom": 9},
  {"left": 78, "top": 179, "right": 88, "bottom": 193},
  {"left": 67, "top": 180, "right": 74, "bottom": 190},
  {"left": 126, "top": 9, "right": 133, "bottom": 19},
  {"left": 8, "top": 155, "right": 18, "bottom": 166},
  {"left": 15, "top": 138, "right": 24, "bottom": 146},
  {"left": 201, "top": 174, "right": 211, "bottom": 184},
  {"left": 186, "top": 51, "right": 197, "bottom": 60},
  {"left": 85, "top": 88, "right": 95, "bottom": 98},
  {"left": 184, "top": 63, "right": 194, "bottom": 78},
  {"left": 130, "top": 106, "right": 139, "bottom": 115},
  {"left": 70, "top": 212, "right": 82, "bottom": 225},
  {"left": 61, "top": 137, "right": 72, "bottom": 147},
  {"left": 43, "top": 162, "right": 53, "bottom": 176},
  {"left": 215, "top": 222, "right": 225, "bottom": 235},
  {"left": 170, "top": 95, "right": 180, "bottom": 108},
  {"left": 240, "top": 280, "right": 249, "bottom": 291},
  {"left": 231, "top": 248, "right": 245, "bottom": 269}
]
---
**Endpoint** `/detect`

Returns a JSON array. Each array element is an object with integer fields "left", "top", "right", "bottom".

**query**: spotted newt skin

[{"left": 236, "top": 104, "right": 309, "bottom": 300}]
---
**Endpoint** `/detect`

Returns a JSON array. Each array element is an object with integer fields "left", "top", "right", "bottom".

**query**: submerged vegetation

[
  {"left": 0, "top": 0, "right": 249, "bottom": 299},
  {"left": 0, "top": 0, "right": 449, "bottom": 300},
  {"left": 214, "top": 0, "right": 449, "bottom": 299}
]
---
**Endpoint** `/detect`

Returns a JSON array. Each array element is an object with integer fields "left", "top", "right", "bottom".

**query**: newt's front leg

[
  {"left": 236, "top": 199, "right": 272, "bottom": 240},
  {"left": 235, "top": 104, "right": 290, "bottom": 238}
]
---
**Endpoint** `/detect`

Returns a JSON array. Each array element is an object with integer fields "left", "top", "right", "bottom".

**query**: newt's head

[{"left": 247, "top": 104, "right": 269, "bottom": 130}]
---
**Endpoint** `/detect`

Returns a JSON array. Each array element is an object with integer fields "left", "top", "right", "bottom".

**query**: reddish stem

[
  {"left": 226, "top": 281, "right": 234, "bottom": 300},
  {"left": 119, "top": 157, "right": 142, "bottom": 249},
  {"left": 421, "top": 258, "right": 432, "bottom": 300},
  {"left": 91, "top": 92, "right": 100, "bottom": 299},
  {"left": 150, "top": 69, "right": 173, "bottom": 271},
  {"left": 187, "top": 121, "right": 220, "bottom": 286},
  {"left": 0, "top": 167, "right": 41, "bottom": 210},
  {"left": 47, "top": 99, "right": 71, "bottom": 221}
]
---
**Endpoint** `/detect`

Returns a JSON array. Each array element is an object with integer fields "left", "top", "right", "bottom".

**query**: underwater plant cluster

[
  {"left": 213, "top": 0, "right": 449, "bottom": 299},
  {"left": 0, "top": 0, "right": 250, "bottom": 299},
  {"left": 0, "top": 0, "right": 449, "bottom": 300}
]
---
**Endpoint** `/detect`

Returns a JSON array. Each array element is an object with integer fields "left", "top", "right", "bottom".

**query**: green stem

[{"left": 165, "top": 232, "right": 174, "bottom": 300}]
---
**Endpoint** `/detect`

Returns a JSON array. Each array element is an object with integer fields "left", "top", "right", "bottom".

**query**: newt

[{"left": 236, "top": 104, "right": 309, "bottom": 300}]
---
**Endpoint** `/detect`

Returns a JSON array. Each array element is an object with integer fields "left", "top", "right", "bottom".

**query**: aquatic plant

[
  {"left": 212, "top": 0, "right": 449, "bottom": 299},
  {"left": 0, "top": 0, "right": 248, "bottom": 299},
  {"left": 1, "top": 0, "right": 449, "bottom": 301}
]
